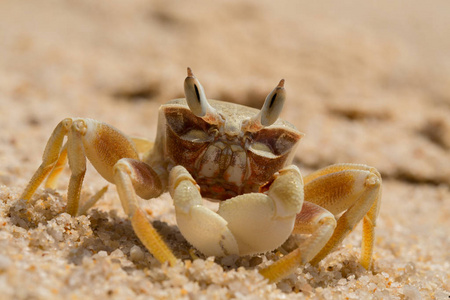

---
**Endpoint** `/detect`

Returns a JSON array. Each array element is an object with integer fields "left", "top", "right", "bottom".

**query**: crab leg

[
  {"left": 20, "top": 119, "right": 71, "bottom": 201},
  {"left": 21, "top": 118, "right": 177, "bottom": 265},
  {"left": 360, "top": 196, "right": 380, "bottom": 269},
  {"left": 113, "top": 158, "right": 176, "bottom": 265},
  {"left": 259, "top": 164, "right": 381, "bottom": 282},
  {"left": 65, "top": 124, "right": 88, "bottom": 215},
  {"left": 44, "top": 143, "right": 68, "bottom": 189},
  {"left": 130, "top": 136, "right": 154, "bottom": 157},
  {"left": 258, "top": 202, "right": 336, "bottom": 283},
  {"left": 77, "top": 185, "right": 109, "bottom": 216},
  {"left": 304, "top": 164, "right": 382, "bottom": 269},
  {"left": 35, "top": 139, "right": 108, "bottom": 215}
]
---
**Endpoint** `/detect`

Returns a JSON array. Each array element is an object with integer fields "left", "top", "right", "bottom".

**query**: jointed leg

[
  {"left": 21, "top": 118, "right": 178, "bottom": 266},
  {"left": 114, "top": 158, "right": 176, "bottom": 266},
  {"left": 259, "top": 202, "right": 336, "bottom": 283},
  {"left": 65, "top": 125, "right": 87, "bottom": 215},
  {"left": 22, "top": 119, "right": 103, "bottom": 216},
  {"left": 360, "top": 197, "right": 380, "bottom": 269},
  {"left": 260, "top": 164, "right": 381, "bottom": 282},
  {"left": 304, "top": 164, "right": 382, "bottom": 269},
  {"left": 45, "top": 143, "right": 68, "bottom": 189},
  {"left": 22, "top": 118, "right": 140, "bottom": 214},
  {"left": 21, "top": 119, "right": 90, "bottom": 216},
  {"left": 131, "top": 136, "right": 154, "bottom": 156},
  {"left": 77, "top": 185, "right": 109, "bottom": 216},
  {"left": 44, "top": 137, "right": 154, "bottom": 213},
  {"left": 40, "top": 140, "right": 109, "bottom": 216},
  {"left": 20, "top": 119, "right": 72, "bottom": 201}
]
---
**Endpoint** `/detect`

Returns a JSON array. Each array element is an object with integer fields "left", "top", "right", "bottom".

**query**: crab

[{"left": 20, "top": 68, "right": 382, "bottom": 283}]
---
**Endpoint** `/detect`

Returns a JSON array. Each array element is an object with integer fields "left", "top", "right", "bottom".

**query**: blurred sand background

[{"left": 0, "top": 0, "right": 449, "bottom": 299}]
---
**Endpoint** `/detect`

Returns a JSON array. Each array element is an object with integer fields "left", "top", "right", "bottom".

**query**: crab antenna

[
  {"left": 184, "top": 67, "right": 213, "bottom": 118},
  {"left": 259, "top": 79, "right": 286, "bottom": 126}
]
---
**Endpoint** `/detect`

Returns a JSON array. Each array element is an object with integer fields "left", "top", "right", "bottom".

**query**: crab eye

[
  {"left": 184, "top": 67, "right": 210, "bottom": 117},
  {"left": 260, "top": 79, "right": 286, "bottom": 127},
  {"left": 241, "top": 79, "right": 286, "bottom": 132},
  {"left": 184, "top": 68, "right": 225, "bottom": 126}
]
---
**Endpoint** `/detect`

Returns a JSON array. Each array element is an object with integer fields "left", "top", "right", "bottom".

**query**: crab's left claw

[{"left": 169, "top": 165, "right": 240, "bottom": 256}]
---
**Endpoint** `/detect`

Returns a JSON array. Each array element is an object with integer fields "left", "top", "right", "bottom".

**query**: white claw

[{"left": 169, "top": 165, "right": 240, "bottom": 256}]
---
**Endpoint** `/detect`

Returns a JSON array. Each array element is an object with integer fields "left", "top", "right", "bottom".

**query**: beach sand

[{"left": 0, "top": 0, "right": 449, "bottom": 299}]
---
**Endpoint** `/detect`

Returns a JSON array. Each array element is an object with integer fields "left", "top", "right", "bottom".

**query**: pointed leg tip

[{"left": 278, "top": 79, "right": 285, "bottom": 88}]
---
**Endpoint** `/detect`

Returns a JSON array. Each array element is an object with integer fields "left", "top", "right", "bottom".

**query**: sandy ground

[{"left": 0, "top": 0, "right": 449, "bottom": 299}]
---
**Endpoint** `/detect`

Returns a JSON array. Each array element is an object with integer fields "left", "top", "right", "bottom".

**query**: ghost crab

[{"left": 20, "top": 68, "right": 381, "bottom": 283}]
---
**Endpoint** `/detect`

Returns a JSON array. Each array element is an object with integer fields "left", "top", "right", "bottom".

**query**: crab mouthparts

[
  {"left": 194, "top": 142, "right": 251, "bottom": 200},
  {"left": 197, "top": 179, "right": 240, "bottom": 200}
]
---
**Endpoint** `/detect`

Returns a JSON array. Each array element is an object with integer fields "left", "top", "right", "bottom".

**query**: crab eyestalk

[
  {"left": 242, "top": 79, "right": 286, "bottom": 132},
  {"left": 184, "top": 67, "right": 221, "bottom": 124}
]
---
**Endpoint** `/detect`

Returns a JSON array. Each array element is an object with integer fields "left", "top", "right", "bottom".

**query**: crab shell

[{"left": 150, "top": 98, "right": 304, "bottom": 201}]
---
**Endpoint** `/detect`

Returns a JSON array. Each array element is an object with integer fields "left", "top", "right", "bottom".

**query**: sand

[{"left": 0, "top": 0, "right": 449, "bottom": 299}]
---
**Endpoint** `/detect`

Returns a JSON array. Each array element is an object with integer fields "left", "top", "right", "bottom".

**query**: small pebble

[{"left": 130, "top": 245, "right": 145, "bottom": 261}]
